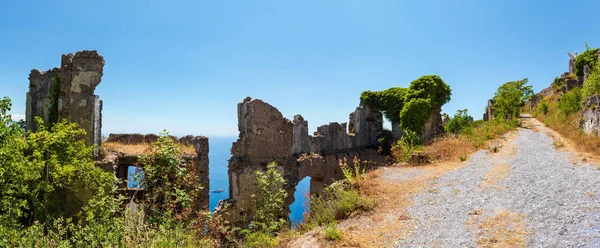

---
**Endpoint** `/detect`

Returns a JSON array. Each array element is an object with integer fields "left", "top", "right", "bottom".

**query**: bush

[
  {"left": 558, "top": 87, "right": 583, "bottom": 116},
  {"left": 324, "top": 222, "right": 343, "bottom": 241},
  {"left": 575, "top": 48, "right": 599, "bottom": 77},
  {"left": 339, "top": 157, "right": 366, "bottom": 185},
  {"left": 390, "top": 129, "right": 420, "bottom": 163},
  {"left": 250, "top": 162, "right": 288, "bottom": 234},
  {"left": 537, "top": 101, "right": 549, "bottom": 115},
  {"left": 583, "top": 64, "right": 600, "bottom": 100},
  {"left": 141, "top": 131, "right": 204, "bottom": 226},
  {"left": 306, "top": 183, "right": 374, "bottom": 226},
  {"left": 445, "top": 109, "right": 473, "bottom": 134}
]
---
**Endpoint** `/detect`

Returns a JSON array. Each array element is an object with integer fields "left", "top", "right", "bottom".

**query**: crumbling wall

[
  {"left": 421, "top": 106, "right": 443, "bottom": 142},
  {"left": 483, "top": 99, "right": 494, "bottom": 121},
  {"left": 26, "top": 68, "right": 60, "bottom": 131},
  {"left": 226, "top": 97, "right": 385, "bottom": 226},
  {"left": 26, "top": 50, "right": 104, "bottom": 152}
]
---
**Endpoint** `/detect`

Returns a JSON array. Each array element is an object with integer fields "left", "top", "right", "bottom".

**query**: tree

[
  {"left": 360, "top": 75, "right": 452, "bottom": 135},
  {"left": 492, "top": 78, "right": 533, "bottom": 120},
  {"left": 0, "top": 96, "right": 114, "bottom": 228},
  {"left": 445, "top": 109, "right": 472, "bottom": 134},
  {"left": 575, "top": 48, "right": 599, "bottom": 77}
]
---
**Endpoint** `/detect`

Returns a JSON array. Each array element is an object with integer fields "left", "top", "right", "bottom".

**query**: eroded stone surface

[{"left": 27, "top": 50, "right": 104, "bottom": 153}]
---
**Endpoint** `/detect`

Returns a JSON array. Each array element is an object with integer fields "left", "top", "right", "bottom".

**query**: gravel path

[{"left": 395, "top": 121, "right": 600, "bottom": 247}]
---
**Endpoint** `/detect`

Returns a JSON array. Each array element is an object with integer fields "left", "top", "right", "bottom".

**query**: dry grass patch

[
  {"left": 422, "top": 137, "right": 474, "bottom": 162},
  {"left": 474, "top": 210, "right": 530, "bottom": 248},
  {"left": 101, "top": 141, "right": 196, "bottom": 156},
  {"left": 479, "top": 162, "right": 511, "bottom": 190}
]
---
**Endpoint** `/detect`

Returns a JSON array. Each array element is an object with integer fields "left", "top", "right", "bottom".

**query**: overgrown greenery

[
  {"left": 249, "top": 162, "right": 288, "bottom": 234},
  {"left": 575, "top": 47, "right": 599, "bottom": 77},
  {"left": 583, "top": 63, "right": 600, "bottom": 100},
  {"left": 492, "top": 78, "right": 534, "bottom": 120},
  {"left": 140, "top": 131, "right": 204, "bottom": 226},
  {"left": 558, "top": 87, "right": 582, "bottom": 116},
  {"left": 360, "top": 75, "right": 452, "bottom": 135},
  {"left": 445, "top": 109, "right": 473, "bottom": 134}
]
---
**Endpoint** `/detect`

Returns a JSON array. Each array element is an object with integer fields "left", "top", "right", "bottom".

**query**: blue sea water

[{"left": 208, "top": 137, "right": 309, "bottom": 226}]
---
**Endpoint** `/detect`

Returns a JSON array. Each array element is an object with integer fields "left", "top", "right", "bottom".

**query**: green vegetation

[
  {"left": 324, "top": 222, "right": 343, "bottom": 241},
  {"left": 361, "top": 75, "right": 451, "bottom": 135},
  {"left": 251, "top": 162, "right": 288, "bottom": 233},
  {"left": 575, "top": 47, "right": 599, "bottom": 77},
  {"left": 140, "top": 131, "right": 204, "bottom": 226},
  {"left": 460, "top": 119, "right": 518, "bottom": 149},
  {"left": 558, "top": 87, "right": 582, "bottom": 116},
  {"left": 492, "top": 78, "right": 534, "bottom": 120},
  {"left": 583, "top": 64, "right": 600, "bottom": 100},
  {"left": 305, "top": 182, "right": 374, "bottom": 227},
  {"left": 445, "top": 109, "right": 473, "bottom": 134}
]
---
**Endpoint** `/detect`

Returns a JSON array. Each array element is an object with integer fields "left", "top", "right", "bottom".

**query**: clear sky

[{"left": 2, "top": 0, "right": 600, "bottom": 137}]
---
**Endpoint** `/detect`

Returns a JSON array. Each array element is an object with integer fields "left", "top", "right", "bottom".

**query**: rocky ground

[{"left": 290, "top": 116, "right": 600, "bottom": 247}]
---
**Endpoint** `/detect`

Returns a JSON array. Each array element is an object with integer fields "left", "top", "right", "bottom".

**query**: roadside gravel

[{"left": 395, "top": 124, "right": 600, "bottom": 247}]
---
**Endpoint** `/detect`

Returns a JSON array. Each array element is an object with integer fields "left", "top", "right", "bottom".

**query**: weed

[
  {"left": 324, "top": 222, "right": 343, "bottom": 241},
  {"left": 460, "top": 153, "right": 468, "bottom": 161}
]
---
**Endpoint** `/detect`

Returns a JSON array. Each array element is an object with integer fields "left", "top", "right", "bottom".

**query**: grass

[
  {"left": 475, "top": 210, "right": 530, "bottom": 248},
  {"left": 532, "top": 97, "right": 600, "bottom": 155},
  {"left": 101, "top": 141, "right": 197, "bottom": 156},
  {"left": 479, "top": 162, "right": 511, "bottom": 189}
]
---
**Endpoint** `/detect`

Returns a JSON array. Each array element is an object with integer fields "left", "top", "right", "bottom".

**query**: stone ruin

[
  {"left": 100, "top": 133, "right": 210, "bottom": 211},
  {"left": 26, "top": 50, "right": 104, "bottom": 153},
  {"left": 224, "top": 97, "right": 387, "bottom": 225},
  {"left": 483, "top": 99, "right": 494, "bottom": 121}
]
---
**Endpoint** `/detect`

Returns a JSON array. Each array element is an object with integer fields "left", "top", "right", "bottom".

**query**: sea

[{"left": 208, "top": 137, "right": 309, "bottom": 227}]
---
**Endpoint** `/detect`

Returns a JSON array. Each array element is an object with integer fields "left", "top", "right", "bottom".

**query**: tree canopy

[
  {"left": 360, "top": 75, "right": 452, "bottom": 135},
  {"left": 492, "top": 78, "right": 534, "bottom": 120}
]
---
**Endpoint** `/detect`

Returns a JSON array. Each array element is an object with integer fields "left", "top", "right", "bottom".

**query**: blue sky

[{"left": 2, "top": 0, "right": 600, "bottom": 137}]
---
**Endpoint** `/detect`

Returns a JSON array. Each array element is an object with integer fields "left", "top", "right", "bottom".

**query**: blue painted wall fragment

[{"left": 127, "top": 165, "right": 145, "bottom": 189}]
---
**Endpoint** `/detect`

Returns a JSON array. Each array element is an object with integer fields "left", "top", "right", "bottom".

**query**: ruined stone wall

[
  {"left": 226, "top": 97, "right": 386, "bottom": 225},
  {"left": 26, "top": 68, "right": 60, "bottom": 131},
  {"left": 483, "top": 99, "right": 494, "bottom": 121},
  {"left": 582, "top": 96, "right": 600, "bottom": 136},
  {"left": 421, "top": 106, "right": 443, "bottom": 142},
  {"left": 26, "top": 50, "right": 104, "bottom": 151}
]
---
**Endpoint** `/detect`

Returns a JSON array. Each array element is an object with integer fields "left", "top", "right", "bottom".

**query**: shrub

[
  {"left": 339, "top": 156, "right": 366, "bottom": 185},
  {"left": 390, "top": 129, "right": 420, "bottom": 163},
  {"left": 445, "top": 109, "right": 473, "bottom": 134},
  {"left": 575, "top": 48, "right": 599, "bottom": 77},
  {"left": 141, "top": 131, "right": 204, "bottom": 226},
  {"left": 251, "top": 162, "right": 288, "bottom": 234},
  {"left": 583, "top": 63, "right": 600, "bottom": 100},
  {"left": 306, "top": 183, "right": 374, "bottom": 226},
  {"left": 558, "top": 87, "right": 583, "bottom": 116},
  {"left": 324, "top": 222, "right": 343, "bottom": 241},
  {"left": 537, "top": 101, "right": 549, "bottom": 115}
]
